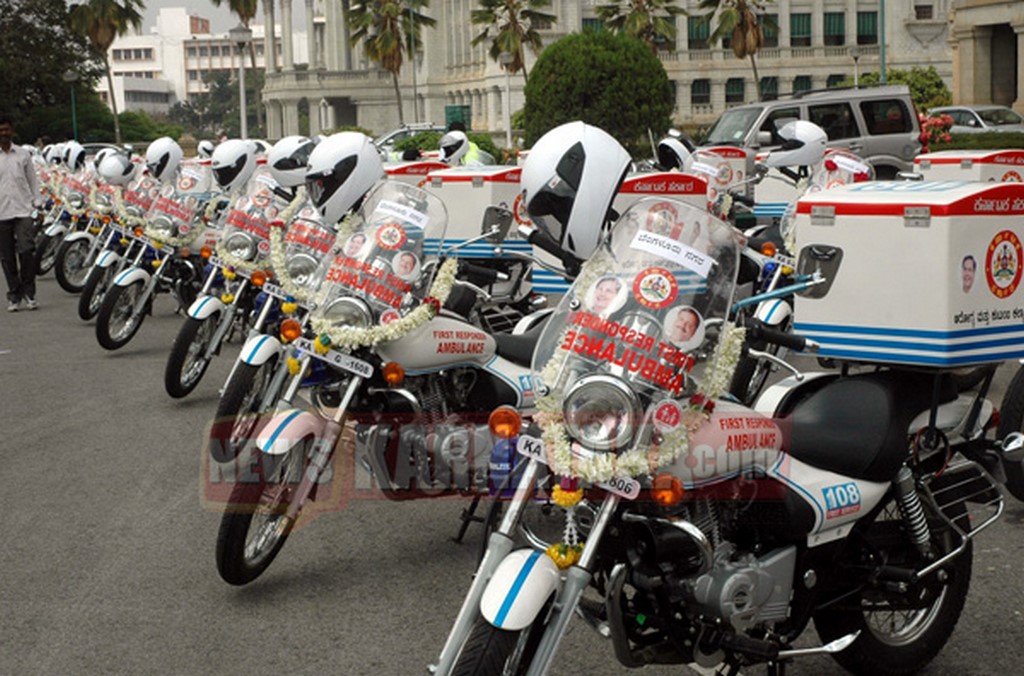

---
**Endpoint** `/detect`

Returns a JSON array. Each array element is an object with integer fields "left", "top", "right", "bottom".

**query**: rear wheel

[
  {"left": 210, "top": 358, "right": 279, "bottom": 463},
  {"left": 34, "top": 233, "right": 61, "bottom": 276},
  {"left": 164, "top": 314, "right": 219, "bottom": 398},
  {"left": 95, "top": 280, "right": 147, "bottom": 350},
  {"left": 996, "top": 364, "right": 1024, "bottom": 501},
  {"left": 54, "top": 237, "right": 93, "bottom": 293},
  {"left": 78, "top": 265, "right": 116, "bottom": 321}
]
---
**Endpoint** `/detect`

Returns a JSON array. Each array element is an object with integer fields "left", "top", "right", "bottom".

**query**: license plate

[
  {"left": 516, "top": 433, "right": 640, "bottom": 500},
  {"left": 517, "top": 434, "right": 546, "bottom": 464},
  {"left": 294, "top": 336, "right": 373, "bottom": 378},
  {"left": 209, "top": 254, "right": 228, "bottom": 269},
  {"left": 262, "top": 281, "right": 290, "bottom": 299}
]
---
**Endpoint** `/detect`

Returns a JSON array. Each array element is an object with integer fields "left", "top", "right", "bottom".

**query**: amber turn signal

[
  {"left": 133, "top": 226, "right": 144, "bottom": 237},
  {"left": 651, "top": 473, "right": 685, "bottom": 507},
  {"left": 200, "top": 245, "right": 213, "bottom": 259},
  {"left": 760, "top": 241, "right": 777, "bottom": 258},
  {"left": 382, "top": 362, "right": 405, "bottom": 387},
  {"left": 251, "top": 270, "right": 267, "bottom": 287},
  {"left": 489, "top": 406, "right": 521, "bottom": 440},
  {"left": 280, "top": 318, "right": 303, "bottom": 343}
]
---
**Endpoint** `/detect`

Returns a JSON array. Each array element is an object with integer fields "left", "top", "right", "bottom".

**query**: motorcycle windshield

[
  {"left": 61, "top": 168, "right": 92, "bottom": 210},
  {"left": 121, "top": 174, "right": 161, "bottom": 219},
  {"left": 311, "top": 180, "right": 449, "bottom": 327},
  {"left": 275, "top": 200, "right": 335, "bottom": 300},
  {"left": 530, "top": 197, "right": 742, "bottom": 480},
  {"left": 216, "top": 168, "right": 281, "bottom": 269},
  {"left": 146, "top": 181, "right": 207, "bottom": 246}
]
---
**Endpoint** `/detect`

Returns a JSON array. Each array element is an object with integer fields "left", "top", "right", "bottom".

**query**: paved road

[{"left": 2, "top": 277, "right": 1023, "bottom": 675}]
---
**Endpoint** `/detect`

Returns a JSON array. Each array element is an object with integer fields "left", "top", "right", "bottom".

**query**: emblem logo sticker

[
  {"left": 986, "top": 229, "right": 1022, "bottom": 299},
  {"left": 376, "top": 223, "right": 407, "bottom": 250},
  {"left": 633, "top": 266, "right": 679, "bottom": 309}
]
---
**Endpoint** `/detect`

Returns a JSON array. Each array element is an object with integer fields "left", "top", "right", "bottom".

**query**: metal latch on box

[
  {"left": 904, "top": 206, "right": 931, "bottom": 228},
  {"left": 961, "top": 159, "right": 974, "bottom": 169},
  {"left": 810, "top": 205, "right": 835, "bottom": 226}
]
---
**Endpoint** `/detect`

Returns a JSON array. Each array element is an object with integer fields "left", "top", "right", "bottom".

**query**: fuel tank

[{"left": 376, "top": 314, "right": 497, "bottom": 371}]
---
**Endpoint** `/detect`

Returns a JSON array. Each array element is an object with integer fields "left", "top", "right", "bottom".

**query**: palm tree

[
  {"left": 470, "top": 0, "right": 556, "bottom": 84},
  {"left": 210, "top": 0, "right": 264, "bottom": 135},
  {"left": 596, "top": 0, "right": 684, "bottom": 55},
  {"left": 348, "top": 0, "right": 436, "bottom": 126},
  {"left": 67, "top": 0, "right": 144, "bottom": 145},
  {"left": 696, "top": 0, "right": 775, "bottom": 101}
]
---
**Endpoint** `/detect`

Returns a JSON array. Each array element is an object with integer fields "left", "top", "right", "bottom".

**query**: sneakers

[
  {"left": 24, "top": 297, "right": 38, "bottom": 311},
  {"left": 7, "top": 299, "right": 18, "bottom": 312}
]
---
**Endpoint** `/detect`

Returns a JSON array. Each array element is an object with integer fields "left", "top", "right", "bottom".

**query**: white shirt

[{"left": 0, "top": 144, "right": 41, "bottom": 220}]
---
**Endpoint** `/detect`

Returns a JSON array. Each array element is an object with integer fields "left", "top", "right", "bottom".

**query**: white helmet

[
  {"left": 439, "top": 130, "right": 468, "bottom": 165},
  {"left": 98, "top": 153, "right": 136, "bottom": 186},
  {"left": 268, "top": 135, "right": 316, "bottom": 188},
  {"left": 210, "top": 138, "right": 258, "bottom": 192},
  {"left": 521, "top": 121, "right": 631, "bottom": 260},
  {"left": 93, "top": 147, "right": 117, "bottom": 169},
  {"left": 45, "top": 143, "right": 64, "bottom": 165},
  {"left": 304, "top": 132, "right": 384, "bottom": 225},
  {"left": 145, "top": 136, "right": 183, "bottom": 183},
  {"left": 197, "top": 140, "right": 215, "bottom": 159},
  {"left": 63, "top": 141, "right": 86, "bottom": 171},
  {"left": 765, "top": 120, "right": 828, "bottom": 168},
  {"left": 657, "top": 137, "right": 692, "bottom": 172}
]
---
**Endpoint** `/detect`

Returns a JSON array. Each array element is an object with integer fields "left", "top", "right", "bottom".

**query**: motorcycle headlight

[
  {"left": 563, "top": 374, "right": 641, "bottom": 452},
  {"left": 286, "top": 252, "right": 320, "bottom": 288},
  {"left": 321, "top": 296, "right": 372, "bottom": 328},
  {"left": 224, "top": 232, "right": 257, "bottom": 261},
  {"left": 149, "top": 215, "right": 176, "bottom": 238}
]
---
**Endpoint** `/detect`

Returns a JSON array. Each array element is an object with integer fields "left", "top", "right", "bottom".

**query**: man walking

[{"left": 0, "top": 115, "right": 41, "bottom": 311}]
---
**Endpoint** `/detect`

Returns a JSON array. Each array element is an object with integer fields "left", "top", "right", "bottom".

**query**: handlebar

[
  {"left": 459, "top": 261, "right": 510, "bottom": 285},
  {"left": 741, "top": 316, "right": 817, "bottom": 353},
  {"left": 517, "top": 224, "right": 581, "bottom": 277}
]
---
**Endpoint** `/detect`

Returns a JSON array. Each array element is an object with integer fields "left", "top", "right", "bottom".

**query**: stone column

[
  {"left": 281, "top": 0, "right": 295, "bottom": 70},
  {"left": 262, "top": 0, "right": 277, "bottom": 72},
  {"left": 266, "top": 100, "right": 283, "bottom": 139},
  {"left": 972, "top": 25, "right": 994, "bottom": 104},
  {"left": 282, "top": 99, "right": 300, "bottom": 136},
  {"left": 305, "top": 0, "right": 317, "bottom": 68},
  {"left": 1015, "top": 24, "right": 1024, "bottom": 112}
]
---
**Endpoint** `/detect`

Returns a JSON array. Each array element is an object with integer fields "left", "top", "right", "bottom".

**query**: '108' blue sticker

[{"left": 823, "top": 482, "right": 861, "bottom": 519}]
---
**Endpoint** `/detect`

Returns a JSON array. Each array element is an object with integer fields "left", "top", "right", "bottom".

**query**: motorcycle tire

[
  {"left": 53, "top": 237, "right": 93, "bottom": 293},
  {"left": 951, "top": 364, "right": 998, "bottom": 393},
  {"left": 995, "top": 364, "right": 1024, "bottom": 501},
  {"left": 164, "top": 314, "right": 219, "bottom": 398},
  {"left": 34, "top": 233, "right": 61, "bottom": 276},
  {"left": 78, "top": 265, "right": 116, "bottom": 321},
  {"left": 813, "top": 487, "right": 972, "bottom": 675},
  {"left": 209, "top": 358, "right": 279, "bottom": 463},
  {"left": 215, "top": 439, "right": 312, "bottom": 585},
  {"left": 95, "top": 280, "right": 148, "bottom": 350},
  {"left": 451, "top": 614, "right": 547, "bottom": 676}
]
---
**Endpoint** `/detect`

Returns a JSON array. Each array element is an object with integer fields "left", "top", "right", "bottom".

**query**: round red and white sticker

[
  {"left": 986, "top": 230, "right": 1023, "bottom": 298},
  {"left": 380, "top": 309, "right": 400, "bottom": 325},
  {"left": 652, "top": 400, "right": 683, "bottom": 433},
  {"left": 257, "top": 240, "right": 271, "bottom": 255},
  {"left": 633, "top": 267, "right": 679, "bottom": 310},
  {"left": 179, "top": 223, "right": 191, "bottom": 235},
  {"left": 376, "top": 223, "right": 407, "bottom": 250}
]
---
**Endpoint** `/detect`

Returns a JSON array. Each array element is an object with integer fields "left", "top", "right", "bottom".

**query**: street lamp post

[
  {"left": 229, "top": 23, "right": 253, "bottom": 138},
  {"left": 62, "top": 70, "right": 79, "bottom": 142},
  {"left": 850, "top": 46, "right": 861, "bottom": 88},
  {"left": 498, "top": 52, "right": 513, "bottom": 150},
  {"left": 409, "top": 8, "right": 419, "bottom": 123}
]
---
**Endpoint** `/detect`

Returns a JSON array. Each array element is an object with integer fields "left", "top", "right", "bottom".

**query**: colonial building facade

[{"left": 948, "top": 0, "right": 1024, "bottom": 112}]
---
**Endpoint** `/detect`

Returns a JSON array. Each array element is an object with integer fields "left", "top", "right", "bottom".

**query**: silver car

[{"left": 929, "top": 105, "right": 1024, "bottom": 133}]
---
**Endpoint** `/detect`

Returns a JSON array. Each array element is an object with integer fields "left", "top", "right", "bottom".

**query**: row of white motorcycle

[{"left": 29, "top": 121, "right": 1024, "bottom": 676}]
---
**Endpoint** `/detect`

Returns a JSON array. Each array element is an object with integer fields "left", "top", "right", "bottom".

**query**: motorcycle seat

[
  {"left": 493, "top": 319, "right": 548, "bottom": 367},
  {"left": 785, "top": 370, "right": 957, "bottom": 482}
]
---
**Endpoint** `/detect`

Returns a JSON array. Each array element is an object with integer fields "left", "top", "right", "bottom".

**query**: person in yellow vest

[{"left": 441, "top": 121, "right": 482, "bottom": 165}]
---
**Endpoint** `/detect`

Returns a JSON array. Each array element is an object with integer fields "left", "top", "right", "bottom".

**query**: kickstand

[
  {"left": 766, "top": 660, "right": 787, "bottom": 676},
  {"left": 453, "top": 495, "right": 483, "bottom": 544}
]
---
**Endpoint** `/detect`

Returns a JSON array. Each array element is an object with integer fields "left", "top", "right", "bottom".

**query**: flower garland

[
  {"left": 533, "top": 321, "right": 746, "bottom": 484},
  {"left": 308, "top": 257, "right": 459, "bottom": 350},
  {"left": 88, "top": 183, "right": 119, "bottom": 216},
  {"left": 204, "top": 192, "right": 234, "bottom": 224},
  {"left": 113, "top": 189, "right": 148, "bottom": 230},
  {"left": 144, "top": 199, "right": 207, "bottom": 248},
  {"left": 268, "top": 189, "right": 337, "bottom": 306}
]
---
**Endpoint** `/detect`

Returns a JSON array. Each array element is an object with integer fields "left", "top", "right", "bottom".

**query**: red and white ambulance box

[
  {"left": 384, "top": 160, "right": 450, "bottom": 188},
  {"left": 793, "top": 180, "right": 1024, "bottom": 366},
  {"left": 914, "top": 149, "right": 1024, "bottom": 183},
  {"left": 690, "top": 146, "right": 755, "bottom": 203}
]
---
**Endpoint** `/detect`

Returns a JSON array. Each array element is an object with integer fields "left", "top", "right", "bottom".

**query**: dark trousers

[{"left": 0, "top": 217, "right": 36, "bottom": 302}]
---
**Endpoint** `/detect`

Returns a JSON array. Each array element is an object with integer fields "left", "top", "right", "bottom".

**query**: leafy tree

[
  {"left": 836, "top": 66, "right": 952, "bottom": 111},
  {"left": 117, "top": 110, "right": 183, "bottom": 143},
  {"left": 596, "top": 0, "right": 684, "bottom": 55},
  {"left": 523, "top": 30, "right": 673, "bottom": 156},
  {"left": 471, "top": 0, "right": 556, "bottom": 83},
  {"left": 68, "top": 0, "right": 145, "bottom": 145},
  {"left": 393, "top": 130, "right": 501, "bottom": 159},
  {"left": 173, "top": 70, "right": 266, "bottom": 138},
  {"left": 348, "top": 0, "right": 437, "bottom": 126},
  {"left": 695, "top": 0, "right": 774, "bottom": 100},
  {"left": 209, "top": 0, "right": 265, "bottom": 134}
]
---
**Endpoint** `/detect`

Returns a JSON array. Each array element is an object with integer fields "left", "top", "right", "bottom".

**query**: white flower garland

[
  {"left": 533, "top": 321, "right": 746, "bottom": 483},
  {"left": 88, "top": 183, "right": 119, "bottom": 216},
  {"left": 269, "top": 189, "right": 342, "bottom": 305},
  {"left": 113, "top": 189, "right": 148, "bottom": 229},
  {"left": 215, "top": 189, "right": 306, "bottom": 276},
  {"left": 308, "top": 256, "right": 459, "bottom": 350}
]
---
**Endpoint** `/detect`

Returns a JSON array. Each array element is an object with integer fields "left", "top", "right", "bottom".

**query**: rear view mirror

[
  {"left": 483, "top": 205, "right": 513, "bottom": 243},
  {"left": 755, "top": 131, "right": 773, "bottom": 147},
  {"left": 796, "top": 245, "right": 843, "bottom": 298}
]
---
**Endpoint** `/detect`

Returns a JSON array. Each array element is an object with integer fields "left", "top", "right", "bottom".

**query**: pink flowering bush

[{"left": 918, "top": 113, "right": 954, "bottom": 153}]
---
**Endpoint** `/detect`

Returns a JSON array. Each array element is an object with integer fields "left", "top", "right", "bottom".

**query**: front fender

[
  {"left": 754, "top": 298, "right": 792, "bottom": 326},
  {"left": 113, "top": 266, "right": 151, "bottom": 287},
  {"left": 63, "top": 230, "right": 95, "bottom": 245},
  {"left": 44, "top": 222, "right": 68, "bottom": 237},
  {"left": 95, "top": 249, "right": 121, "bottom": 268},
  {"left": 256, "top": 409, "right": 326, "bottom": 456},
  {"left": 240, "top": 334, "right": 283, "bottom": 366},
  {"left": 479, "top": 549, "right": 561, "bottom": 631},
  {"left": 187, "top": 295, "right": 226, "bottom": 320}
]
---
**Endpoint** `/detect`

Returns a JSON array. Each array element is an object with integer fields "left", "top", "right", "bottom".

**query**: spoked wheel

[
  {"left": 164, "top": 314, "right": 219, "bottom": 398},
  {"left": 95, "top": 280, "right": 148, "bottom": 350},
  {"left": 451, "top": 611, "right": 549, "bottom": 676},
  {"left": 54, "top": 237, "right": 94, "bottom": 293},
  {"left": 215, "top": 439, "right": 313, "bottom": 585},
  {"left": 814, "top": 488, "right": 972, "bottom": 675},
  {"left": 996, "top": 364, "right": 1024, "bottom": 501},
  {"left": 210, "top": 358, "right": 279, "bottom": 463},
  {"left": 78, "top": 265, "right": 117, "bottom": 321},
  {"left": 34, "top": 233, "right": 62, "bottom": 276}
]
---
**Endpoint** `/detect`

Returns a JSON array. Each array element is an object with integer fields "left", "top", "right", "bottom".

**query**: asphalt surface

[{"left": 2, "top": 277, "right": 1023, "bottom": 676}]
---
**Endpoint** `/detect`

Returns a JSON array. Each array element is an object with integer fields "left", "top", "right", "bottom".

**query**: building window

[
  {"left": 857, "top": 12, "right": 878, "bottom": 45},
  {"left": 760, "top": 77, "right": 778, "bottom": 101},
  {"left": 793, "top": 75, "right": 812, "bottom": 93},
  {"left": 187, "top": 46, "right": 197, "bottom": 57},
  {"left": 256, "top": 44, "right": 265, "bottom": 56},
  {"left": 824, "top": 12, "right": 845, "bottom": 46},
  {"left": 188, "top": 70, "right": 198, "bottom": 81},
  {"left": 762, "top": 13, "right": 778, "bottom": 48},
  {"left": 144, "top": 48, "right": 153, "bottom": 60},
  {"left": 691, "top": 79, "right": 711, "bottom": 104},
  {"left": 211, "top": 45, "right": 220, "bottom": 57},
  {"left": 915, "top": 4, "right": 934, "bottom": 20},
  {"left": 826, "top": 74, "right": 847, "bottom": 88},
  {"left": 655, "top": 17, "right": 676, "bottom": 51},
  {"left": 199, "top": 46, "right": 208, "bottom": 57},
  {"left": 790, "top": 13, "right": 811, "bottom": 47},
  {"left": 112, "top": 49, "right": 122, "bottom": 60},
  {"left": 582, "top": 18, "right": 603, "bottom": 33},
  {"left": 688, "top": 17, "right": 709, "bottom": 50},
  {"left": 726, "top": 78, "right": 745, "bottom": 105},
  {"left": 531, "top": 16, "right": 552, "bottom": 30}
]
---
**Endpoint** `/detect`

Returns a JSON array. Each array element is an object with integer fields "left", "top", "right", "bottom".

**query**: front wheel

[
  {"left": 215, "top": 440, "right": 312, "bottom": 585},
  {"left": 54, "top": 237, "right": 94, "bottom": 293},
  {"left": 996, "top": 364, "right": 1024, "bottom": 501},
  {"left": 34, "top": 233, "right": 61, "bottom": 276},
  {"left": 96, "top": 280, "right": 147, "bottom": 350},
  {"left": 164, "top": 314, "right": 219, "bottom": 398},
  {"left": 451, "top": 615, "right": 546, "bottom": 676},
  {"left": 210, "top": 358, "right": 279, "bottom": 463},
  {"left": 78, "top": 265, "right": 116, "bottom": 321}
]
